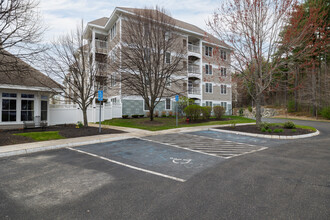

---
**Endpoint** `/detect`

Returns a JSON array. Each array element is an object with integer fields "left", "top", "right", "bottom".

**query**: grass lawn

[
  {"left": 14, "top": 131, "right": 65, "bottom": 141},
  {"left": 102, "top": 116, "right": 255, "bottom": 131}
]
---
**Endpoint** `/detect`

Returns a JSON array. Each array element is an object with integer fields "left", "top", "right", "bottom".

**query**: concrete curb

[
  {"left": 208, "top": 128, "right": 320, "bottom": 139},
  {"left": 0, "top": 135, "right": 134, "bottom": 158}
]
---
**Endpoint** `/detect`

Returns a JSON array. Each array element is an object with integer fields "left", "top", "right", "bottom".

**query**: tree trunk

[
  {"left": 149, "top": 108, "right": 154, "bottom": 121},
  {"left": 82, "top": 108, "right": 88, "bottom": 127},
  {"left": 255, "top": 95, "right": 262, "bottom": 126}
]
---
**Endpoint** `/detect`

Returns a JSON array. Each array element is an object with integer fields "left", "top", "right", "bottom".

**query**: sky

[{"left": 39, "top": 0, "right": 220, "bottom": 42}]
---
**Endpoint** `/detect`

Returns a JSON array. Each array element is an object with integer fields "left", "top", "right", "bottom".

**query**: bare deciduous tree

[
  {"left": 0, "top": 0, "right": 46, "bottom": 74},
  {"left": 114, "top": 6, "right": 186, "bottom": 121},
  {"left": 207, "top": 0, "right": 319, "bottom": 125},
  {"left": 42, "top": 22, "right": 100, "bottom": 127}
]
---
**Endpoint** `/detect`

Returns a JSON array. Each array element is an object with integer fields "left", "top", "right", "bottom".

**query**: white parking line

[{"left": 66, "top": 147, "right": 186, "bottom": 183}]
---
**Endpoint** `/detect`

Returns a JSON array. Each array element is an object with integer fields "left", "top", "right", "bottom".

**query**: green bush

[
  {"left": 320, "top": 107, "right": 330, "bottom": 119},
  {"left": 267, "top": 128, "right": 272, "bottom": 133},
  {"left": 248, "top": 106, "right": 252, "bottom": 112},
  {"left": 287, "top": 100, "right": 295, "bottom": 113},
  {"left": 214, "top": 106, "right": 225, "bottom": 119},
  {"left": 184, "top": 105, "right": 202, "bottom": 121},
  {"left": 259, "top": 122, "right": 270, "bottom": 130},
  {"left": 283, "top": 121, "right": 296, "bottom": 129},
  {"left": 122, "top": 115, "right": 129, "bottom": 119},
  {"left": 239, "top": 108, "right": 244, "bottom": 116},
  {"left": 201, "top": 106, "right": 212, "bottom": 120},
  {"left": 273, "top": 128, "right": 283, "bottom": 133},
  {"left": 292, "top": 129, "right": 297, "bottom": 132},
  {"left": 261, "top": 128, "right": 267, "bottom": 132},
  {"left": 139, "top": 115, "right": 144, "bottom": 118},
  {"left": 132, "top": 115, "right": 139, "bottom": 118},
  {"left": 76, "top": 121, "right": 83, "bottom": 128}
]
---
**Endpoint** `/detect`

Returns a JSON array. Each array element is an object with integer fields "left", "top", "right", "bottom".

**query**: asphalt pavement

[{"left": 0, "top": 118, "right": 329, "bottom": 219}]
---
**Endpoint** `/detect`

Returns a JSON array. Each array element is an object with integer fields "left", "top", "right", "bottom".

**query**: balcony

[
  {"left": 96, "top": 62, "right": 109, "bottom": 75},
  {"left": 188, "top": 87, "right": 201, "bottom": 95},
  {"left": 95, "top": 39, "right": 108, "bottom": 54},
  {"left": 188, "top": 44, "right": 200, "bottom": 53},
  {"left": 188, "top": 64, "right": 200, "bottom": 74}
]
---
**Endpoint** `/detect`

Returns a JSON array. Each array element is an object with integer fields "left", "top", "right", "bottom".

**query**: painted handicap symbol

[{"left": 170, "top": 157, "right": 192, "bottom": 164}]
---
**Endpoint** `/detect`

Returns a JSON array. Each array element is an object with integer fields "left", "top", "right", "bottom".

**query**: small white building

[{"left": 0, "top": 52, "right": 61, "bottom": 129}]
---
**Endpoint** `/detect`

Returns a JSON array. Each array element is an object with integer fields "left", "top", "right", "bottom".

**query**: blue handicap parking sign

[
  {"left": 175, "top": 95, "right": 179, "bottom": 102},
  {"left": 98, "top": 90, "right": 103, "bottom": 101}
]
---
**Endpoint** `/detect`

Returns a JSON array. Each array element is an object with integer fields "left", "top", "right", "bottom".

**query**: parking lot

[{"left": 0, "top": 120, "right": 329, "bottom": 219}]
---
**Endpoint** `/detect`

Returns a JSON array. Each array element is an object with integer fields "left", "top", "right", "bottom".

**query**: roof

[
  {"left": 0, "top": 51, "right": 62, "bottom": 90},
  {"left": 88, "top": 7, "right": 232, "bottom": 50}
]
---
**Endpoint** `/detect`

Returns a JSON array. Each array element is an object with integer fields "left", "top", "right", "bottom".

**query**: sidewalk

[{"left": 1, "top": 123, "right": 249, "bottom": 158}]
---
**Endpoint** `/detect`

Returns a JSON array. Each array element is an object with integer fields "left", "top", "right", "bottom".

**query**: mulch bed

[
  {"left": 217, "top": 124, "right": 314, "bottom": 136},
  {"left": 0, "top": 124, "right": 126, "bottom": 146}
]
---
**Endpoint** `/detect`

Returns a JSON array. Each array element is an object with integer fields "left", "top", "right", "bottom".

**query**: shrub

[
  {"left": 287, "top": 100, "right": 296, "bottom": 113},
  {"left": 267, "top": 128, "right": 272, "bottom": 133},
  {"left": 239, "top": 108, "right": 244, "bottom": 116},
  {"left": 283, "top": 121, "right": 296, "bottom": 129},
  {"left": 122, "top": 115, "right": 129, "bottom": 119},
  {"left": 76, "top": 121, "right": 83, "bottom": 128},
  {"left": 168, "top": 111, "right": 173, "bottom": 117},
  {"left": 201, "top": 106, "right": 212, "bottom": 120},
  {"left": 139, "top": 114, "right": 144, "bottom": 118},
  {"left": 248, "top": 106, "right": 252, "bottom": 112},
  {"left": 274, "top": 128, "right": 283, "bottom": 133},
  {"left": 261, "top": 127, "right": 267, "bottom": 132},
  {"left": 292, "top": 129, "right": 297, "bottom": 132},
  {"left": 259, "top": 122, "right": 270, "bottom": 130},
  {"left": 214, "top": 106, "right": 225, "bottom": 119},
  {"left": 320, "top": 106, "right": 330, "bottom": 119},
  {"left": 184, "top": 105, "right": 202, "bottom": 121},
  {"left": 161, "top": 111, "right": 167, "bottom": 117},
  {"left": 132, "top": 115, "right": 139, "bottom": 118},
  {"left": 155, "top": 111, "right": 159, "bottom": 117}
]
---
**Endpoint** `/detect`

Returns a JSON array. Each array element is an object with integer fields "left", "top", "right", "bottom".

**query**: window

[
  {"left": 205, "top": 46, "right": 213, "bottom": 57},
  {"left": 165, "top": 52, "right": 171, "bottom": 64},
  {"left": 221, "top": 102, "right": 227, "bottom": 110},
  {"left": 165, "top": 32, "right": 171, "bottom": 41},
  {"left": 165, "top": 98, "right": 171, "bottom": 110},
  {"left": 2, "top": 99, "right": 16, "bottom": 122},
  {"left": 165, "top": 78, "right": 171, "bottom": 87},
  {"left": 205, "top": 64, "right": 213, "bottom": 75},
  {"left": 21, "top": 94, "right": 34, "bottom": 98},
  {"left": 221, "top": 67, "right": 227, "bottom": 76},
  {"left": 2, "top": 93, "right": 17, "bottom": 98},
  {"left": 221, "top": 50, "right": 227, "bottom": 60},
  {"left": 21, "top": 100, "right": 34, "bottom": 121},
  {"left": 111, "top": 98, "right": 117, "bottom": 103},
  {"left": 110, "top": 23, "right": 116, "bottom": 40},
  {"left": 183, "top": 39, "right": 187, "bottom": 48},
  {"left": 41, "top": 101, "right": 47, "bottom": 121},
  {"left": 221, "top": 84, "right": 227, "bottom": 94},
  {"left": 205, "top": 83, "right": 213, "bottom": 93},
  {"left": 206, "top": 101, "right": 213, "bottom": 107}
]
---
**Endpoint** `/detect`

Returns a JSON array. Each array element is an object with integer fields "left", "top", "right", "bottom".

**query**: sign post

[
  {"left": 175, "top": 95, "right": 179, "bottom": 127},
  {"left": 98, "top": 90, "right": 103, "bottom": 133}
]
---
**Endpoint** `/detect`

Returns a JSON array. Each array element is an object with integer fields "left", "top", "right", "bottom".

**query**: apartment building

[{"left": 84, "top": 7, "right": 233, "bottom": 116}]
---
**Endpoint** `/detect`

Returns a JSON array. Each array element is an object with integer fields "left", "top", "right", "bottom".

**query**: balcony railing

[
  {"left": 95, "top": 40, "right": 108, "bottom": 54},
  {"left": 188, "top": 44, "right": 200, "bottom": 53},
  {"left": 96, "top": 62, "right": 109, "bottom": 75},
  {"left": 188, "top": 87, "right": 201, "bottom": 95},
  {"left": 188, "top": 64, "right": 200, "bottom": 74}
]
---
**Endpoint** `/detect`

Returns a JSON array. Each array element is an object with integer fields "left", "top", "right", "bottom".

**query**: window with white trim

[
  {"left": 221, "top": 102, "right": 227, "bottom": 110},
  {"left": 205, "top": 101, "right": 213, "bottom": 107},
  {"left": 165, "top": 98, "right": 171, "bottom": 110},
  {"left": 220, "top": 67, "right": 227, "bottom": 76},
  {"left": 205, "top": 83, "right": 213, "bottom": 93},
  {"left": 220, "top": 85, "right": 227, "bottom": 94},
  {"left": 1, "top": 93, "right": 17, "bottom": 122},
  {"left": 205, "top": 64, "right": 212, "bottom": 75},
  {"left": 221, "top": 50, "right": 227, "bottom": 60},
  {"left": 165, "top": 52, "right": 171, "bottom": 64},
  {"left": 110, "top": 23, "right": 117, "bottom": 40},
  {"left": 21, "top": 94, "right": 34, "bottom": 121},
  {"left": 205, "top": 46, "right": 213, "bottom": 57}
]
